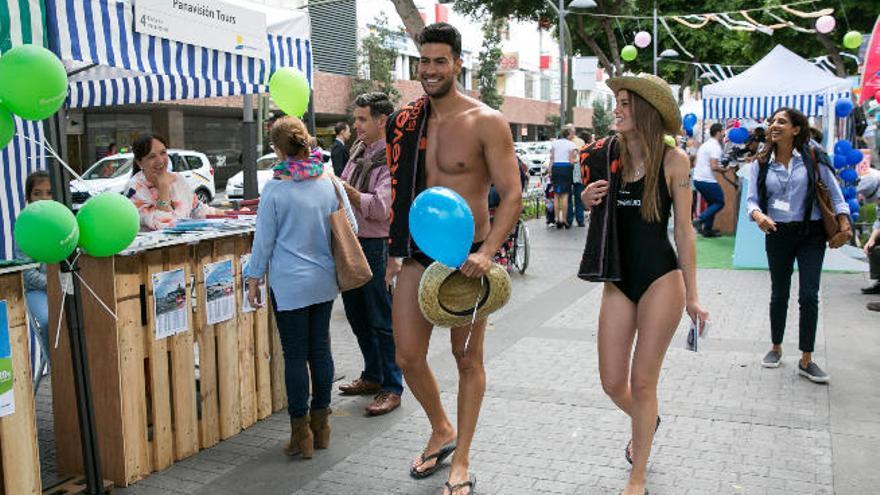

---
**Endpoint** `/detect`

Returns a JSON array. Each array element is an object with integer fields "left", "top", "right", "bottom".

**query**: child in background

[{"left": 14, "top": 170, "right": 52, "bottom": 372}]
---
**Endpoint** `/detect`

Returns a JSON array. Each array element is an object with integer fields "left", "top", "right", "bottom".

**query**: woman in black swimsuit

[{"left": 581, "top": 74, "right": 709, "bottom": 495}]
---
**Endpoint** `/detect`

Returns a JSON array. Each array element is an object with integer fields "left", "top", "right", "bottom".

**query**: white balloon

[
  {"left": 816, "top": 16, "right": 836, "bottom": 34},
  {"left": 634, "top": 31, "right": 651, "bottom": 49}
]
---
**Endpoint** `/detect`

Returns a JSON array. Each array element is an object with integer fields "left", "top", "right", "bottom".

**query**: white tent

[{"left": 702, "top": 44, "right": 851, "bottom": 120}]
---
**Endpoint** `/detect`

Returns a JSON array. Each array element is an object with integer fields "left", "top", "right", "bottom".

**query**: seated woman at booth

[{"left": 123, "top": 133, "right": 217, "bottom": 231}]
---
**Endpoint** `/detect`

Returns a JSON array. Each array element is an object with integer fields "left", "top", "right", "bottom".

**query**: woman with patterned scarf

[{"left": 245, "top": 116, "right": 357, "bottom": 460}]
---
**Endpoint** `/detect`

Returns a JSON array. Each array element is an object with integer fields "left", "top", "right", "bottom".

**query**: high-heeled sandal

[{"left": 625, "top": 416, "right": 661, "bottom": 464}]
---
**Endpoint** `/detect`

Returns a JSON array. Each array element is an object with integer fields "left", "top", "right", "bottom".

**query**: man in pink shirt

[{"left": 338, "top": 92, "right": 403, "bottom": 415}]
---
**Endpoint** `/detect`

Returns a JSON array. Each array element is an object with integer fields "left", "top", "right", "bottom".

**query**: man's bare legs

[
  {"left": 393, "top": 260, "right": 456, "bottom": 474},
  {"left": 445, "top": 319, "right": 487, "bottom": 492}
]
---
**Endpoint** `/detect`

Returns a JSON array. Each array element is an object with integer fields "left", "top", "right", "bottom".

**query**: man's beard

[{"left": 420, "top": 76, "right": 454, "bottom": 97}]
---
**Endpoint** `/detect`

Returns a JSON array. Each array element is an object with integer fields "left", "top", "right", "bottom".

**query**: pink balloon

[
  {"left": 816, "top": 15, "right": 835, "bottom": 34},
  {"left": 634, "top": 31, "right": 651, "bottom": 49}
]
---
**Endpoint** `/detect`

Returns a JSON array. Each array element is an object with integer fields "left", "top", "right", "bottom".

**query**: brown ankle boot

[
  {"left": 309, "top": 408, "right": 331, "bottom": 450},
  {"left": 284, "top": 415, "right": 314, "bottom": 458}
]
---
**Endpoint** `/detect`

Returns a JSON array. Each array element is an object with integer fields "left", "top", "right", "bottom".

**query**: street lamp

[
  {"left": 660, "top": 49, "right": 679, "bottom": 59},
  {"left": 548, "top": 0, "right": 596, "bottom": 128}
]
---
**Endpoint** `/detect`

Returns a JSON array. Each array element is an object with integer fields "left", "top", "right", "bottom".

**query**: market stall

[
  {"left": 47, "top": 223, "right": 286, "bottom": 486},
  {"left": 0, "top": 0, "right": 313, "bottom": 491},
  {"left": 0, "top": 264, "right": 41, "bottom": 494}
]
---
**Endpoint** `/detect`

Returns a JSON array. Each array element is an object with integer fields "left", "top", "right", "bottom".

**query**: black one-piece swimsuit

[{"left": 613, "top": 163, "right": 679, "bottom": 303}]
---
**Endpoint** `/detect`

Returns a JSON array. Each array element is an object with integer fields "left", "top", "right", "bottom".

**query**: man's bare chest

[{"left": 425, "top": 121, "right": 483, "bottom": 176}]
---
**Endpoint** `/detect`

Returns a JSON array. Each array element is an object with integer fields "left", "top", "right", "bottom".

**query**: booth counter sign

[
  {"left": 0, "top": 301, "right": 14, "bottom": 418},
  {"left": 135, "top": 0, "right": 269, "bottom": 59}
]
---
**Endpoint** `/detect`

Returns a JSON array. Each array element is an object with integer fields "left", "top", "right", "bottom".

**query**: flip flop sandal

[
  {"left": 625, "top": 416, "right": 661, "bottom": 465},
  {"left": 409, "top": 441, "right": 457, "bottom": 479},
  {"left": 444, "top": 476, "right": 476, "bottom": 494}
]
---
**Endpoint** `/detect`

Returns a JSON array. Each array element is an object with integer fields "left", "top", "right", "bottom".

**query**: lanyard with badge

[{"left": 769, "top": 161, "right": 795, "bottom": 213}]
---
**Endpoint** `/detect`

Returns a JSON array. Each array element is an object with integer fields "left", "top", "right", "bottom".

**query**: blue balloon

[
  {"left": 847, "top": 149, "right": 864, "bottom": 166},
  {"left": 728, "top": 127, "right": 749, "bottom": 144},
  {"left": 683, "top": 113, "right": 697, "bottom": 129},
  {"left": 835, "top": 99, "right": 854, "bottom": 118},
  {"left": 852, "top": 210, "right": 860, "bottom": 222},
  {"left": 686, "top": 127, "right": 693, "bottom": 137},
  {"left": 843, "top": 186, "right": 857, "bottom": 201},
  {"left": 833, "top": 153, "right": 848, "bottom": 169},
  {"left": 840, "top": 168, "right": 859, "bottom": 183},
  {"left": 409, "top": 187, "right": 475, "bottom": 268},
  {"left": 847, "top": 198, "right": 861, "bottom": 215},
  {"left": 834, "top": 139, "right": 853, "bottom": 156}
]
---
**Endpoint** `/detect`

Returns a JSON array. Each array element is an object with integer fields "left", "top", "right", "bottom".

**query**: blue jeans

[
  {"left": 567, "top": 182, "right": 585, "bottom": 226},
  {"left": 765, "top": 221, "right": 825, "bottom": 353},
  {"left": 694, "top": 180, "right": 725, "bottom": 231},
  {"left": 271, "top": 294, "right": 335, "bottom": 418},
  {"left": 341, "top": 238, "right": 403, "bottom": 395},
  {"left": 26, "top": 289, "right": 50, "bottom": 381}
]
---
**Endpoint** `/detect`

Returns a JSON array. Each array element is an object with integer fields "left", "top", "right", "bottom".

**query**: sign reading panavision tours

[{"left": 134, "top": 0, "right": 268, "bottom": 59}]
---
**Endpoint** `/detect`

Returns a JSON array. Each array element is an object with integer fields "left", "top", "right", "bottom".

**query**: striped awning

[
  {"left": 0, "top": 0, "right": 47, "bottom": 261},
  {"left": 47, "top": 0, "right": 312, "bottom": 108},
  {"left": 703, "top": 92, "right": 851, "bottom": 120}
]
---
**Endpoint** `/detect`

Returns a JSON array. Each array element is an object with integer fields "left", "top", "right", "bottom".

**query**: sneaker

[
  {"left": 797, "top": 361, "right": 830, "bottom": 384},
  {"left": 868, "top": 302, "right": 880, "bottom": 312},
  {"left": 861, "top": 281, "right": 880, "bottom": 295},
  {"left": 762, "top": 350, "right": 782, "bottom": 368},
  {"left": 701, "top": 229, "right": 720, "bottom": 238}
]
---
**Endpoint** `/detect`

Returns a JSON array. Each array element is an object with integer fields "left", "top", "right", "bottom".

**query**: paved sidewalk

[{"left": 37, "top": 219, "right": 877, "bottom": 494}]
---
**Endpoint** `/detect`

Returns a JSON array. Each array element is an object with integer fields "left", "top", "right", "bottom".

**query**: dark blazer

[{"left": 330, "top": 139, "right": 349, "bottom": 177}]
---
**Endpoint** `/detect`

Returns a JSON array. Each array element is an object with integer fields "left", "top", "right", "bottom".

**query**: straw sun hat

[
  {"left": 607, "top": 73, "right": 682, "bottom": 134},
  {"left": 418, "top": 262, "right": 512, "bottom": 328}
]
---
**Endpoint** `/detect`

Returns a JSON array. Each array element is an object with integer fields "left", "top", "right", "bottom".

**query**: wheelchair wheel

[{"left": 512, "top": 220, "right": 529, "bottom": 274}]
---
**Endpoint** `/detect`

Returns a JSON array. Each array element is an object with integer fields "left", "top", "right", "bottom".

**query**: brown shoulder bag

[{"left": 329, "top": 179, "right": 372, "bottom": 291}]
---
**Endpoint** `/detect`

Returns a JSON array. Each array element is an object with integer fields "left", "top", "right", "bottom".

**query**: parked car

[
  {"left": 70, "top": 150, "right": 216, "bottom": 208},
  {"left": 520, "top": 141, "right": 552, "bottom": 175},
  {"left": 224, "top": 150, "right": 331, "bottom": 199}
]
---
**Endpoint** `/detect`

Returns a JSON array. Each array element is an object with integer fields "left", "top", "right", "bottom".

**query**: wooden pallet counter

[
  {"left": 0, "top": 264, "right": 41, "bottom": 494},
  {"left": 48, "top": 226, "right": 286, "bottom": 486}
]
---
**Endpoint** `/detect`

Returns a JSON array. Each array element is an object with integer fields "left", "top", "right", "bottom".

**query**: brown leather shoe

[
  {"left": 366, "top": 391, "right": 401, "bottom": 416},
  {"left": 338, "top": 378, "right": 381, "bottom": 396}
]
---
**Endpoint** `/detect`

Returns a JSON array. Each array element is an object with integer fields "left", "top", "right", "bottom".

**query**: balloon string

[
  {"left": 73, "top": 271, "right": 118, "bottom": 321},
  {"left": 21, "top": 135, "right": 85, "bottom": 182}
]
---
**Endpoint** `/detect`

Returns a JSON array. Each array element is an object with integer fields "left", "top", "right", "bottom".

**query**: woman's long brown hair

[
  {"left": 755, "top": 107, "right": 810, "bottom": 166},
  {"left": 618, "top": 90, "right": 667, "bottom": 222}
]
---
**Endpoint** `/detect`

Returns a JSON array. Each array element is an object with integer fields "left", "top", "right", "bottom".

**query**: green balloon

[
  {"left": 0, "top": 45, "right": 68, "bottom": 121},
  {"left": 76, "top": 192, "right": 140, "bottom": 257},
  {"left": 0, "top": 108, "right": 13, "bottom": 149},
  {"left": 621, "top": 45, "right": 638, "bottom": 62},
  {"left": 269, "top": 67, "right": 310, "bottom": 117},
  {"left": 843, "top": 30, "right": 862, "bottom": 50},
  {"left": 14, "top": 200, "right": 78, "bottom": 263}
]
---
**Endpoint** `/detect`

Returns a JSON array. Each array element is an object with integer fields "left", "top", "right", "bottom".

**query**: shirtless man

[{"left": 385, "top": 23, "right": 522, "bottom": 495}]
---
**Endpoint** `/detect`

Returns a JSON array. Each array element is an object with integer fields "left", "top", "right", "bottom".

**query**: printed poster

[
  {"left": 240, "top": 254, "right": 266, "bottom": 313},
  {"left": 0, "top": 301, "right": 15, "bottom": 417},
  {"left": 152, "top": 268, "right": 188, "bottom": 340},
  {"left": 204, "top": 260, "right": 235, "bottom": 325}
]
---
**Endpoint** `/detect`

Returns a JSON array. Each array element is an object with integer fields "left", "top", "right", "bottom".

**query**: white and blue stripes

[
  {"left": 703, "top": 92, "right": 851, "bottom": 120},
  {"left": 68, "top": 75, "right": 264, "bottom": 108},
  {"left": 0, "top": 118, "right": 46, "bottom": 261},
  {"left": 47, "top": 0, "right": 312, "bottom": 108}
]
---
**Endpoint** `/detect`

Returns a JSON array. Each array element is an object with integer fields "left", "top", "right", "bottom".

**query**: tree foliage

[
  {"left": 452, "top": 0, "right": 879, "bottom": 87},
  {"left": 350, "top": 14, "right": 402, "bottom": 104},
  {"left": 478, "top": 18, "right": 505, "bottom": 110},
  {"left": 591, "top": 98, "right": 613, "bottom": 137}
]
